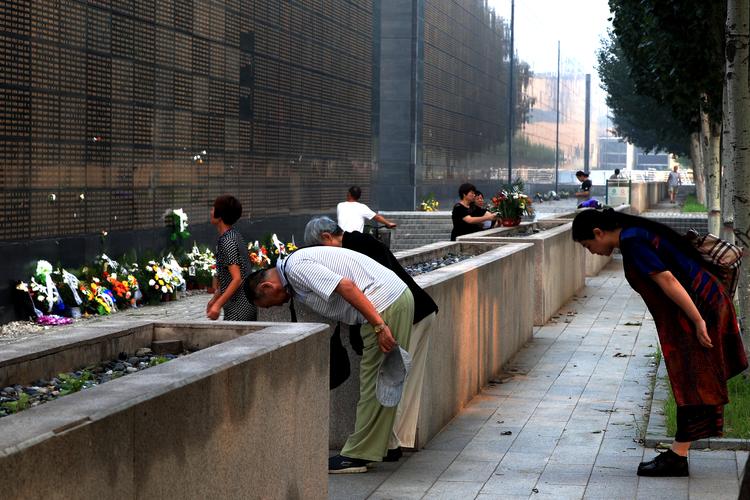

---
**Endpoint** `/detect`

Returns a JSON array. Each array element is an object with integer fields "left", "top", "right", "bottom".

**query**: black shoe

[
  {"left": 637, "top": 449, "right": 689, "bottom": 477},
  {"left": 383, "top": 447, "right": 402, "bottom": 462},
  {"left": 328, "top": 454, "right": 369, "bottom": 474}
]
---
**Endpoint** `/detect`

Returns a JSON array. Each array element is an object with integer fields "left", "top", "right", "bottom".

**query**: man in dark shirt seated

[
  {"left": 575, "top": 170, "right": 592, "bottom": 199},
  {"left": 451, "top": 183, "right": 497, "bottom": 240},
  {"left": 304, "top": 216, "right": 439, "bottom": 461}
]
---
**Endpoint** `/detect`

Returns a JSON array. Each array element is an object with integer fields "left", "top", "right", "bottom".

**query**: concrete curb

[{"left": 645, "top": 357, "right": 750, "bottom": 450}]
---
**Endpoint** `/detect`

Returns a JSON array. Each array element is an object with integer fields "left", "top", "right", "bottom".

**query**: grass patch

[
  {"left": 681, "top": 194, "right": 707, "bottom": 213},
  {"left": 663, "top": 373, "right": 750, "bottom": 438}
]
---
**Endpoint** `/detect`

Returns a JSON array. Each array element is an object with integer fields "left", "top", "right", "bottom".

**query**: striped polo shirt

[{"left": 278, "top": 246, "right": 407, "bottom": 325}]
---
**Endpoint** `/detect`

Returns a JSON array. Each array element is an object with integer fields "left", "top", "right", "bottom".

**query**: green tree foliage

[
  {"left": 597, "top": 32, "right": 690, "bottom": 155},
  {"left": 608, "top": 0, "right": 726, "bottom": 128}
]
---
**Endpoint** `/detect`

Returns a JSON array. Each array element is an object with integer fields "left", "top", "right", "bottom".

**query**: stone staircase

[{"left": 376, "top": 211, "right": 453, "bottom": 251}]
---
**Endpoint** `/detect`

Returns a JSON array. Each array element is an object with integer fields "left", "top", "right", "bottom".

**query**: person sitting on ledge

[
  {"left": 244, "top": 245, "right": 414, "bottom": 474},
  {"left": 304, "top": 216, "right": 439, "bottom": 460},
  {"left": 337, "top": 186, "right": 397, "bottom": 233},
  {"left": 450, "top": 183, "right": 497, "bottom": 240}
]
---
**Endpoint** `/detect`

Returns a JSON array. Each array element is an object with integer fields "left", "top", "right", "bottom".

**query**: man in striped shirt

[{"left": 245, "top": 246, "right": 414, "bottom": 474}]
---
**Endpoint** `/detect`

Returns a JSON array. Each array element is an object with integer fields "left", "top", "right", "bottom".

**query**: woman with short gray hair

[{"left": 304, "top": 216, "right": 343, "bottom": 246}]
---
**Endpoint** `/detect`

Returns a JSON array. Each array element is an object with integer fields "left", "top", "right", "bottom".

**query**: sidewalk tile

[
  {"left": 480, "top": 470, "right": 539, "bottom": 496},
  {"left": 438, "top": 459, "right": 498, "bottom": 483},
  {"left": 423, "top": 480, "right": 484, "bottom": 499},
  {"left": 532, "top": 483, "right": 586, "bottom": 499}
]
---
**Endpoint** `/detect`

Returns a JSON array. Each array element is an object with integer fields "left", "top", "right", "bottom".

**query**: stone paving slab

[{"left": 330, "top": 257, "right": 747, "bottom": 499}]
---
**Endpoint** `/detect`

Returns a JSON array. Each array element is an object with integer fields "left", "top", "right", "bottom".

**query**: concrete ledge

[
  {"left": 458, "top": 221, "right": 585, "bottom": 325},
  {"left": 546, "top": 204, "right": 631, "bottom": 277},
  {"left": 0, "top": 321, "right": 330, "bottom": 500},
  {"left": 645, "top": 357, "right": 750, "bottom": 451}
]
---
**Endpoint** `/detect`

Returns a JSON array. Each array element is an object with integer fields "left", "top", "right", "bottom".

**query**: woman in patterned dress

[
  {"left": 206, "top": 195, "right": 257, "bottom": 321},
  {"left": 572, "top": 208, "right": 747, "bottom": 477}
]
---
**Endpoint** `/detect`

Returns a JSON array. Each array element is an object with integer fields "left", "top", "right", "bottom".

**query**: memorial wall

[{"left": 0, "top": 0, "right": 375, "bottom": 243}]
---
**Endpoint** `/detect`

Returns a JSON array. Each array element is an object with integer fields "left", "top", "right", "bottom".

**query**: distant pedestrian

[
  {"left": 451, "top": 183, "right": 497, "bottom": 240},
  {"left": 575, "top": 170, "right": 592, "bottom": 199},
  {"left": 668, "top": 165, "right": 682, "bottom": 204},
  {"left": 609, "top": 168, "right": 623, "bottom": 179},
  {"left": 206, "top": 195, "right": 257, "bottom": 321},
  {"left": 337, "top": 186, "right": 397, "bottom": 233},
  {"left": 572, "top": 209, "right": 747, "bottom": 477}
]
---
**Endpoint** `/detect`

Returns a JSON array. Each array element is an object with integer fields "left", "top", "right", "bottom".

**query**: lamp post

[
  {"left": 555, "top": 41, "right": 560, "bottom": 193},
  {"left": 507, "top": 0, "right": 515, "bottom": 184}
]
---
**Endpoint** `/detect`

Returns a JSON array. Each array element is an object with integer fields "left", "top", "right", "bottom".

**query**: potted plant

[{"left": 489, "top": 180, "right": 534, "bottom": 226}]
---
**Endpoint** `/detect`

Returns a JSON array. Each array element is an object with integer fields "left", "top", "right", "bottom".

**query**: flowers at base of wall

[
  {"left": 184, "top": 244, "right": 217, "bottom": 288},
  {"left": 248, "top": 234, "right": 297, "bottom": 272},
  {"left": 418, "top": 193, "right": 440, "bottom": 212}
]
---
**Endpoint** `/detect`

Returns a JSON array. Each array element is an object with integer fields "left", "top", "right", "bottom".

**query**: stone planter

[
  {"left": 458, "top": 220, "right": 585, "bottom": 326},
  {"left": 546, "top": 204, "right": 631, "bottom": 277},
  {"left": 0, "top": 320, "right": 329, "bottom": 499}
]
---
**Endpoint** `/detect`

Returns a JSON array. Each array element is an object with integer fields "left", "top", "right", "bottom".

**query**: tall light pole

[
  {"left": 555, "top": 41, "right": 560, "bottom": 193},
  {"left": 507, "top": 0, "right": 515, "bottom": 184},
  {"left": 584, "top": 73, "right": 591, "bottom": 173}
]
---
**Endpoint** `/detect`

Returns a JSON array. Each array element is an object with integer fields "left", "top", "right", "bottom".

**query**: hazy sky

[{"left": 487, "top": 0, "right": 613, "bottom": 75}]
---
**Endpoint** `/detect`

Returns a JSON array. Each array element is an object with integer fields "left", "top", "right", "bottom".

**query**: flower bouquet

[
  {"left": 248, "top": 241, "right": 271, "bottom": 272},
  {"left": 19, "top": 260, "right": 63, "bottom": 314},
  {"left": 169, "top": 208, "right": 190, "bottom": 242},
  {"left": 489, "top": 182, "right": 534, "bottom": 227},
  {"left": 142, "top": 260, "right": 178, "bottom": 304},
  {"left": 248, "top": 234, "right": 297, "bottom": 272},
  {"left": 418, "top": 193, "right": 440, "bottom": 212},
  {"left": 78, "top": 278, "right": 116, "bottom": 315},
  {"left": 185, "top": 244, "right": 216, "bottom": 288},
  {"left": 104, "top": 272, "right": 138, "bottom": 309}
]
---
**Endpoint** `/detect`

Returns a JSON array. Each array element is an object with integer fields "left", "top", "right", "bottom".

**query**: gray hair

[{"left": 304, "top": 216, "right": 343, "bottom": 245}]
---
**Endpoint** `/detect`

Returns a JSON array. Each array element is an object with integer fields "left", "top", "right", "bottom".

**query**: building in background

[{"left": 376, "top": 0, "right": 514, "bottom": 208}]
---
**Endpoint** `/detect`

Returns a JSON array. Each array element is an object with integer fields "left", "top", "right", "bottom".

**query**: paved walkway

[{"left": 330, "top": 257, "right": 747, "bottom": 499}]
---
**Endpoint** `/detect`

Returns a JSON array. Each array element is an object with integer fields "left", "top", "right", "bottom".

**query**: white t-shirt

[
  {"left": 668, "top": 171, "right": 681, "bottom": 187},
  {"left": 337, "top": 201, "right": 376, "bottom": 233}
]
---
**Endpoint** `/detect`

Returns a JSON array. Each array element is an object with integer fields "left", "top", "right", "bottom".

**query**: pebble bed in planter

[
  {"left": 0, "top": 348, "right": 187, "bottom": 418},
  {"left": 404, "top": 253, "right": 474, "bottom": 276}
]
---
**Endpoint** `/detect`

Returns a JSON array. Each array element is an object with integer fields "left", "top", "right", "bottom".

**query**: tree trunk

[
  {"left": 721, "top": 84, "right": 735, "bottom": 243},
  {"left": 691, "top": 131, "right": 706, "bottom": 205},
  {"left": 705, "top": 115, "right": 722, "bottom": 236},
  {"left": 727, "top": 0, "right": 750, "bottom": 356}
]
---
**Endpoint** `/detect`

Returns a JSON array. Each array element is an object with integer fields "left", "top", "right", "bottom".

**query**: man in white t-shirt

[{"left": 337, "top": 186, "right": 397, "bottom": 232}]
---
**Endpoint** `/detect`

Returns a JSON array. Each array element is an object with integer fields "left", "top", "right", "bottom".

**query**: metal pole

[
  {"left": 507, "top": 0, "right": 514, "bottom": 184},
  {"left": 584, "top": 73, "right": 591, "bottom": 173},
  {"left": 555, "top": 40, "right": 560, "bottom": 193}
]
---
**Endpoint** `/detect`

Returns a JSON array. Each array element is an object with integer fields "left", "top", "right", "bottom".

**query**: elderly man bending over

[
  {"left": 244, "top": 246, "right": 414, "bottom": 474},
  {"left": 305, "top": 216, "right": 438, "bottom": 460}
]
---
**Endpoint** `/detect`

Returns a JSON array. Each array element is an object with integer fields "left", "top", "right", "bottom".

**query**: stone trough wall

[
  {"left": 0, "top": 321, "right": 329, "bottom": 500},
  {"left": 458, "top": 221, "right": 585, "bottom": 326},
  {"left": 260, "top": 241, "right": 536, "bottom": 449},
  {"left": 546, "top": 204, "right": 631, "bottom": 277}
]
